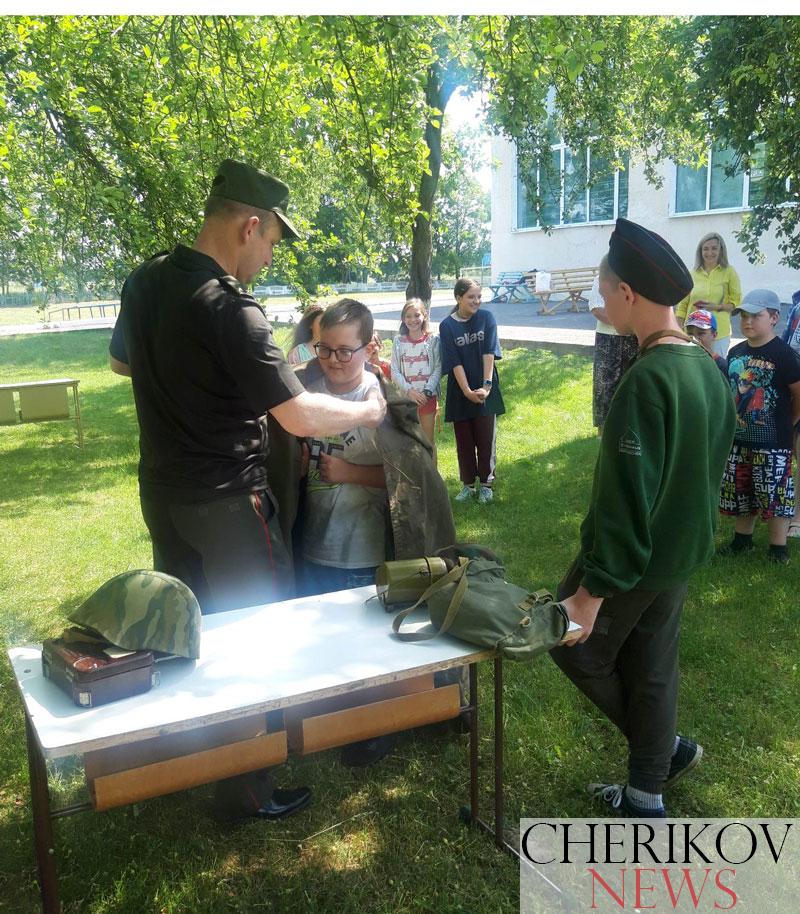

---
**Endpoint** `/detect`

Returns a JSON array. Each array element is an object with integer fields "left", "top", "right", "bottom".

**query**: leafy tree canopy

[
  {"left": 667, "top": 16, "right": 800, "bottom": 267},
  {"left": 1, "top": 15, "right": 796, "bottom": 302}
]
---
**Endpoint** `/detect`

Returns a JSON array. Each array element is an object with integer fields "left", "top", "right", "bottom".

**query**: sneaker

[
  {"left": 664, "top": 736, "right": 703, "bottom": 789},
  {"left": 768, "top": 545, "right": 790, "bottom": 565},
  {"left": 588, "top": 783, "right": 666, "bottom": 818},
  {"left": 477, "top": 485, "right": 493, "bottom": 504},
  {"left": 454, "top": 485, "right": 474, "bottom": 502},
  {"left": 718, "top": 537, "right": 755, "bottom": 556}
]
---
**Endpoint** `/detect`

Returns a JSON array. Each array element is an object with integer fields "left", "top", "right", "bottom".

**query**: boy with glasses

[
  {"left": 290, "top": 297, "right": 454, "bottom": 766},
  {"left": 299, "top": 299, "right": 389, "bottom": 595}
]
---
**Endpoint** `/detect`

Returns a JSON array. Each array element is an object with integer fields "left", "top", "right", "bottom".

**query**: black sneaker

[
  {"left": 664, "top": 736, "right": 703, "bottom": 789},
  {"left": 718, "top": 537, "right": 755, "bottom": 557},
  {"left": 588, "top": 783, "right": 666, "bottom": 818},
  {"left": 768, "top": 545, "right": 790, "bottom": 565}
]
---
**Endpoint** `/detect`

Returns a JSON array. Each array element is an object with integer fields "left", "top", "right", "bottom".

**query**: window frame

[
  {"left": 671, "top": 141, "right": 790, "bottom": 218},
  {"left": 514, "top": 140, "right": 627, "bottom": 233}
]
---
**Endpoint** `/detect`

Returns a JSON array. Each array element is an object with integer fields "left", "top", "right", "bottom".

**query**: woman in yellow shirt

[{"left": 675, "top": 232, "right": 742, "bottom": 356}]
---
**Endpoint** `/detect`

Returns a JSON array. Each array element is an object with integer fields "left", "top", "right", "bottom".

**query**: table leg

[
  {"left": 460, "top": 657, "right": 519, "bottom": 859},
  {"left": 25, "top": 715, "right": 61, "bottom": 914},
  {"left": 71, "top": 383, "right": 83, "bottom": 449},
  {"left": 468, "top": 662, "right": 478, "bottom": 820},
  {"left": 493, "top": 655, "right": 504, "bottom": 850}
]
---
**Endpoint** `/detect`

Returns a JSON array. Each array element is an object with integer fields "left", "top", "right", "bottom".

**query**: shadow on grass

[
  {"left": 0, "top": 726, "right": 519, "bottom": 914},
  {"left": 0, "top": 330, "right": 113, "bottom": 376},
  {"left": 449, "top": 431, "right": 598, "bottom": 593},
  {"left": 1, "top": 332, "right": 140, "bottom": 517},
  {"left": 449, "top": 429, "right": 800, "bottom": 822}
]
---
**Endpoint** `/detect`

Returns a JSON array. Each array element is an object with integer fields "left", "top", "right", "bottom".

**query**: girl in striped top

[{"left": 390, "top": 298, "right": 442, "bottom": 459}]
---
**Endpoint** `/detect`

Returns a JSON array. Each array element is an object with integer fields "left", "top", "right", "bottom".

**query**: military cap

[
  {"left": 209, "top": 158, "right": 300, "bottom": 240},
  {"left": 607, "top": 217, "right": 693, "bottom": 306}
]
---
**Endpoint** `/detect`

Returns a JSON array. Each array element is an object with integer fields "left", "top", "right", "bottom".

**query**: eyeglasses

[{"left": 313, "top": 342, "right": 368, "bottom": 363}]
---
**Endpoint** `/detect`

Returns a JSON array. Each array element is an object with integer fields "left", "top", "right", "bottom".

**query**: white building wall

[{"left": 491, "top": 136, "right": 799, "bottom": 302}]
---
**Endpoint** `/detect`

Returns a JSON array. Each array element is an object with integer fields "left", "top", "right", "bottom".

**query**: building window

[
  {"left": 516, "top": 144, "right": 629, "bottom": 230},
  {"left": 674, "top": 141, "right": 780, "bottom": 213}
]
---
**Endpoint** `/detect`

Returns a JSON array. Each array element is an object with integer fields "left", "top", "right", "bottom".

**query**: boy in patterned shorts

[{"left": 719, "top": 289, "right": 800, "bottom": 564}]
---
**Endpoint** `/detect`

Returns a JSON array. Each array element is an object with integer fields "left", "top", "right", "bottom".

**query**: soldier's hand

[{"left": 362, "top": 385, "right": 387, "bottom": 428}]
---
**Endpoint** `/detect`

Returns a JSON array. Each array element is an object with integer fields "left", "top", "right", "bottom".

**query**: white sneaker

[
  {"left": 477, "top": 485, "right": 493, "bottom": 504},
  {"left": 454, "top": 485, "right": 474, "bottom": 502}
]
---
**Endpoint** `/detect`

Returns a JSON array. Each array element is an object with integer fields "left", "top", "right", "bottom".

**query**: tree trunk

[{"left": 406, "top": 58, "right": 459, "bottom": 304}]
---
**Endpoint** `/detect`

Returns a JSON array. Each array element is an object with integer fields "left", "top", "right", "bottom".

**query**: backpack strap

[
  {"left": 517, "top": 589, "right": 554, "bottom": 612},
  {"left": 392, "top": 559, "right": 470, "bottom": 642}
]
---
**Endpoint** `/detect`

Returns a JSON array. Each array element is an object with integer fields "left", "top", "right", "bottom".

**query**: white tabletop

[
  {"left": 0, "top": 378, "right": 78, "bottom": 390},
  {"left": 8, "top": 586, "right": 493, "bottom": 759}
]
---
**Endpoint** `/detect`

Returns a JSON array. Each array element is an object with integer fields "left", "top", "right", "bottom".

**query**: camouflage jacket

[{"left": 266, "top": 361, "right": 455, "bottom": 579}]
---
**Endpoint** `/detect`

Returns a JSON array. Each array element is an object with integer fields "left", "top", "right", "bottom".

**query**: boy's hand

[
  {"left": 408, "top": 389, "right": 427, "bottom": 406},
  {"left": 318, "top": 452, "right": 352, "bottom": 484},
  {"left": 560, "top": 586, "right": 603, "bottom": 644},
  {"left": 470, "top": 387, "right": 488, "bottom": 403}
]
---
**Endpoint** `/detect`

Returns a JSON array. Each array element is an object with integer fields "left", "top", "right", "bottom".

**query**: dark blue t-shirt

[
  {"left": 727, "top": 335, "right": 800, "bottom": 450},
  {"left": 439, "top": 309, "right": 505, "bottom": 422}
]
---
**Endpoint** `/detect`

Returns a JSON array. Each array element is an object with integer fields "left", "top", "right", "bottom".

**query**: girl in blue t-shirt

[{"left": 439, "top": 278, "right": 505, "bottom": 504}]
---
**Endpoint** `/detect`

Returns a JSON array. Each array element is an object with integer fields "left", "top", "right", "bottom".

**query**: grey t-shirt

[{"left": 302, "top": 371, "right": 387, "bottom": 569}]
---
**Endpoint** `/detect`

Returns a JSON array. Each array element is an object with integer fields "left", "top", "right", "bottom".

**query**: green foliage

[
  {"left": 0, "top": 16, "right": 435, "bottom": 298},
  {"left": 482, "top": 16, "right": 699, "bottom": 228},
  {"left": 431, "top": 123, "right": 490, "bottom": 279},
  {"left": 669, "top": 16, "right": 800, "bottom": 267},
  {"left": 4, "top": 14, "right": 797, "bottom": 300}
]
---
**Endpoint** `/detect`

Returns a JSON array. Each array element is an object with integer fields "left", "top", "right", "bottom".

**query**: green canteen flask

[{"left": 375, "top": 557, "right": 448, "bottom": 607}]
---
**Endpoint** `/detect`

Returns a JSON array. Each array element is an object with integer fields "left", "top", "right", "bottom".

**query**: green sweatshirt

[{"left": 579, "top": 343, "right": 736, "bottom": 597}]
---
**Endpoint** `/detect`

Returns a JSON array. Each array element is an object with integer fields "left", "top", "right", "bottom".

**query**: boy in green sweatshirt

[{"left": 550, "top": 218, "right": 736, "bottom": 818}]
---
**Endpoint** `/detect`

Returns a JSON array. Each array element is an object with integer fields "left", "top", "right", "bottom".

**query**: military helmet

[{"left": 68, "top": 570, "right": 201, "bottom": 660}]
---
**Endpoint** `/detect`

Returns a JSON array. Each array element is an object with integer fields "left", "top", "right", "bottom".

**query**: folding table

[{"left": 9, "top": 586, "right": 540, "bottom": 913}]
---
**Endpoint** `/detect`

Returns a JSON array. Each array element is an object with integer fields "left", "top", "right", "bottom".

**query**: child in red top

[{"left": 367, "top": 331, "right": 392, "bottom": 380}]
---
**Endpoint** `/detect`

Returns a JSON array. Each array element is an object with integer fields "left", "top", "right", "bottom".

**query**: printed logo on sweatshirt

[
  {"left": 618, "top": 428, "right": 641, "bottom": 457},
  {"left": 454, "top": 330, "right": 485, "bottom": 347}
]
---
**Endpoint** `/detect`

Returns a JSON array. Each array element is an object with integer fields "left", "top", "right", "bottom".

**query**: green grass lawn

[
  {"left": 0, "top": 306, "right": 44, "bottom": 327},
  {"left": 1, "top": 330, "right": 798, "bottom": 913}
]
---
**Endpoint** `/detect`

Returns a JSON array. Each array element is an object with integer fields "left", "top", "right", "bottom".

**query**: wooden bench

[
  {"left": 523, "top": 267, "right": 599, "bottom": 316},
  {"left": 0, "top": 378, "right": 83, "bottom": 447},
  {"left": 487, "top": 271, "right": 532, "bottom": 303}
]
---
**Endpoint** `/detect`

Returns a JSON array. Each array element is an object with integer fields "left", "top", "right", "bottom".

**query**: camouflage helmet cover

[{"left": 68, "top": 570, "right": 201, "bottom": 659}]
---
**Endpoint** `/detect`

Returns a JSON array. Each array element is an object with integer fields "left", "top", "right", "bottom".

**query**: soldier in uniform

[
  {"left": 109, "top": 159, "right": 386, "bottom": 820},
  {"left": 550, "top": 218, "right": 736, "bottom": 818}
]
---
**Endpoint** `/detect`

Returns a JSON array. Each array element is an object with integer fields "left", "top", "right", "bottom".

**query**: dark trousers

[
  {"left": 140, "top": 490, "right": 294, "bottom": 616},
  {"left": 453, "top": 414, "right": 497, "bottom": 485},
  {"left": 140, "top": 489, "right": 295, "bottom": 813},
  {"left": 550, "top": 558, "right": 687, "bottom": 793}
]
